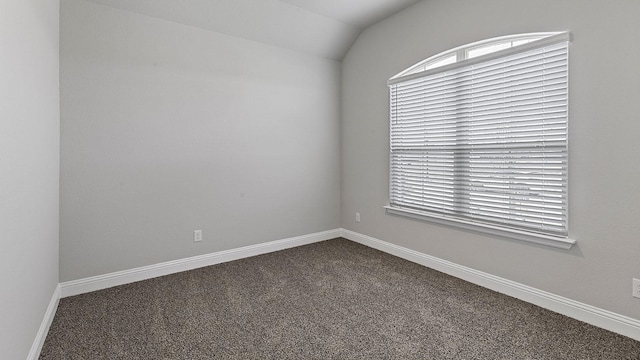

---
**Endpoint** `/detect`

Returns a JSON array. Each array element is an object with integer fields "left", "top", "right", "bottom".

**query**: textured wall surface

[
  {"left": 60, "top": 0, "right": 341, "bottom": 281},
  {"left": 342, "top": 0, "right": 640, "bottom": 319}
]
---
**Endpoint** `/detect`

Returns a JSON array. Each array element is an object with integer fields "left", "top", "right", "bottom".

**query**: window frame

[{"left": 386, "top": 32, "right": 575, "bottom": 249}]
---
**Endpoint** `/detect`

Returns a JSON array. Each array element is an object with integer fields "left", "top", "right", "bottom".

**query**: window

[{"left": 386, "top": 32, "right": 574, "bottom": 249}]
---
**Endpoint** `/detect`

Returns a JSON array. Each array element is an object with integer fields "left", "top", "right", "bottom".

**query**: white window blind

[{"left": 388, "top": 33, "right": 570, "bottom": 238}]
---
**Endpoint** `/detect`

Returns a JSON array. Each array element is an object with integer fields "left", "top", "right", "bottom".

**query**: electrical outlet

[
  {"left": 355, "top": 212, "right": 361, "bottom": 223},
  {"left": 633, "top": 278, "right": 640, "bottom": 299},
  {"left": 194, "top": 230, "right": 203, "bottom": 242}
]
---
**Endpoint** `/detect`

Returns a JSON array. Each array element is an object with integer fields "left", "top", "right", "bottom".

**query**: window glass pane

[
  {"left": 512, "top": 38, "right": 537, "bottom": 46},
  {"left": 467, "top": 42, "right": 510, "bottom": 58},
  {"left": 404, "top": 54, "right": 457, "bottom": 75},
  {"left": 423, "top": 54, "right": 456, "bottom": 71}
]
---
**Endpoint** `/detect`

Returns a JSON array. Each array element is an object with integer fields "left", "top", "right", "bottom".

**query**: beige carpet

[{"left": 40, "top": 238, "right": 640, "bottom": 359}]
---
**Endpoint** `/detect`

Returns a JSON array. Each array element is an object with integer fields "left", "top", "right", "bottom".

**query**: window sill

[{"left": 384, "top": 205, "right": 576, "bottom": 250}]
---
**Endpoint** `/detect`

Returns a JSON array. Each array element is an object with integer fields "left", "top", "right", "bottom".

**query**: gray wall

[
  {"left": 342, "top": 0, "right": 640, "bottom": 319},
  {"left": 60, "top": 0, "right": 341, "bottom": 281},
  {"left": 0, "top": 1, "right": 60, "bottom": 358}
]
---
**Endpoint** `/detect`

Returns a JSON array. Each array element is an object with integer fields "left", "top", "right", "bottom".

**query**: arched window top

[{"left": 391, "top": 32, "right": 564, "bottom": 80}]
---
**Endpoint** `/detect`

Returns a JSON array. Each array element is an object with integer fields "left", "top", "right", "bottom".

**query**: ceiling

[{"left": 81, "top": 0, "right": 422, "bottom": 60}]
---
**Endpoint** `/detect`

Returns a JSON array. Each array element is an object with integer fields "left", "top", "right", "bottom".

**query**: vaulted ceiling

[{"left": 81, "top": 0, "right": 422, "bottom": 60}]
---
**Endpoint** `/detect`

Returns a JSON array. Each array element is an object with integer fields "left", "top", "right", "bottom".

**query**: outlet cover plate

[{"left": 633, "top": 278, "right": 640, "bottom": 299}]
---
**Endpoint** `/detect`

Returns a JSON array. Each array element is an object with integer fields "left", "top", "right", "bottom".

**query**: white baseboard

[
  {"left": 340, "top": 228, "right": 640, "bottom": 342},
  {"left": 60, "top": 229, "right": 341, "bottom": 298},
  {"left": 27, "top": 284, "right": 60, "bottom": 360}
]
